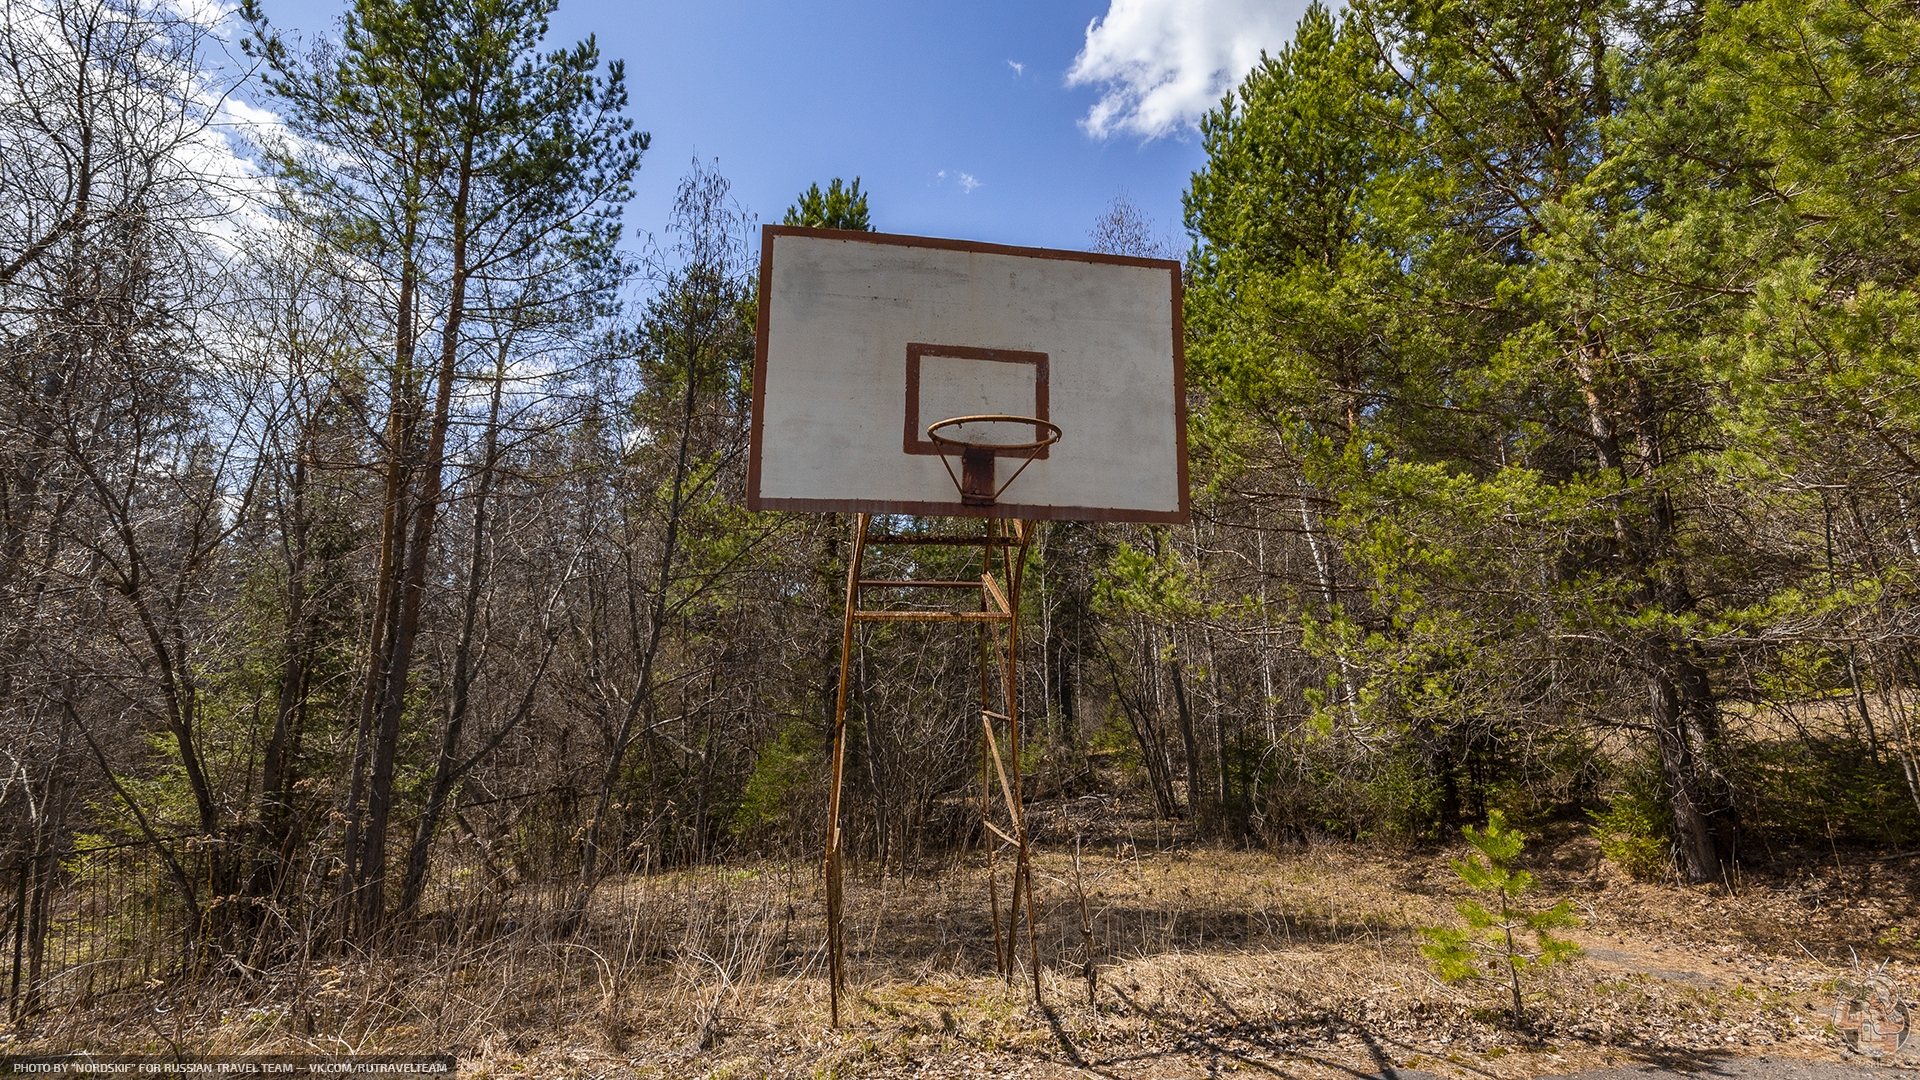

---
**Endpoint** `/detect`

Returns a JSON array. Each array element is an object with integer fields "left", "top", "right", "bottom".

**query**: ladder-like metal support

[{"left": 823, "top": 513, "right": 1041, "bottom": 1025}]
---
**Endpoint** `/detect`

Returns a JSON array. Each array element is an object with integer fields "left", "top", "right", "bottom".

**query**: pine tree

[
  {"left": 782, "top": 177, "right": 872, "bottom": 231},
  {"left": 243, "top": 0, "right": 645, "bottom": 941},
  {"left": 1420, "top": 811, "right": 1581, "bottom": 1028}
]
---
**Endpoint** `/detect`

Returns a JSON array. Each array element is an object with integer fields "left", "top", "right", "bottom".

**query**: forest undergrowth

[{"left": 10, "top": 799, "right": 1911, "bottom": 1080}]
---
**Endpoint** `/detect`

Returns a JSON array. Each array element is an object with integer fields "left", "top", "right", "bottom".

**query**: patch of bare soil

[{"left": 7, "top": 819, "right": 1916, "bottom": 1079}]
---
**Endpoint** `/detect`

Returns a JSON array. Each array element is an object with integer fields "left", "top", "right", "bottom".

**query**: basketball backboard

[{"left": 747, "top": 226, "right": 1188, "bottom": 523}]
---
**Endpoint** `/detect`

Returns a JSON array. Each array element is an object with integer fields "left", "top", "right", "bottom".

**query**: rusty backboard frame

[{"left": 747, "top": 225, "right": 1189, "bottom": 523}]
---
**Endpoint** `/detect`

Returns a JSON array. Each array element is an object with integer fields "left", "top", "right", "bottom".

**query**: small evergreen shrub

[
  {"left": 1420, "top": 810, "right": 1581, "bottom": 1029},
  {"left": 1587, "top": 759, "right": 1674, "bottom": 881},
  {"left": 733, "top": 721, "right": 820, "bottom": 846}
]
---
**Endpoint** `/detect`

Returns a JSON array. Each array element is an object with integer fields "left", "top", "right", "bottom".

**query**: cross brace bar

[
  {"left": 862, "top": 534, "right": 1015, "bottom": 547},
  {"left": 853, "top": 610, "right": 1010, "bottom": 623}
]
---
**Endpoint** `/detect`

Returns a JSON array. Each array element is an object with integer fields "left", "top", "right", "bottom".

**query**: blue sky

[{"left": 240, "top": 0, "right": 1309, "bottom": 255}]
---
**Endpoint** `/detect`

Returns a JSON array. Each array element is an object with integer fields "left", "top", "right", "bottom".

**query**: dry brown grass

[{"left": 6, "top": 826, "right": 1915, "bottom": 1079}]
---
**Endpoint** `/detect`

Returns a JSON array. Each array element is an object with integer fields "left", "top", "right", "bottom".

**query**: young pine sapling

[{"left": 1420, "top": 811, "right": 1581, "bottom": 1028}]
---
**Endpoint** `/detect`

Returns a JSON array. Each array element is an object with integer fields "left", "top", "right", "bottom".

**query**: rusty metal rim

[{"left": 925, "top": 414, "right": 1062, "bottom": 453}]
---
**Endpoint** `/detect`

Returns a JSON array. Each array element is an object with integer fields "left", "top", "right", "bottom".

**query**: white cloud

[
  {"left": 932, "top": 169, "right": 979, "bottom": 193},
  {"left": 1007, "top": 59, "right": 1024, "bottom": 76},
  {"left": 1066, "top": 0, "right": 1309, "bottom": 140}
]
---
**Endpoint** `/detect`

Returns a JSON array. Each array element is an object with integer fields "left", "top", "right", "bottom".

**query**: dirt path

[{"left": 1537, "top": 1059, "right": 1914, "bottom": 1080}]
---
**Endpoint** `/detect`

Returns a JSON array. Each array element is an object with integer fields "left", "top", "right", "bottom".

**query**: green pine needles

[
  {"left": 782, "top": 177, "right": 872, "bottom": 231},
  {"left": 1419, "top": 811, "right": 1581, "bottom": 1029}
]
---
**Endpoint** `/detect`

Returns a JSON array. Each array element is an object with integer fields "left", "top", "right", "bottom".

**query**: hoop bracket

[{"left": 925, "top": 415, "right": 1062, "bottom": 506}]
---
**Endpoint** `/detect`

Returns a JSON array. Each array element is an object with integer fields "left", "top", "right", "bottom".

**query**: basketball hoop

[
  {"left": 748, "top": 226, "right": 1186, "bottom": 1025},
  {"left": 926, "top": 414, "right": 1062, "bottom": 506}
]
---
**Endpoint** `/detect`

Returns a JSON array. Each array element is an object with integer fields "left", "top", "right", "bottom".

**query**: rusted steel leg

[
  {"left": 980, "top": 520, "right": 1007, "bottom": 975},
  {"left": 1008, "top": 521, "right": 1043, "bottom": 1007},
  {"left": 983, "top": 719, "right": 1006, "bottom": 975},
  {"left": 982, "top": 710, "right": 1024, "bottom": 986},
  {"left": 825, "top": 513, "right": 869, "bottom": 1027},
  {"left": 1018, "top": 837, "right": 1041, "bottom": 1004}
]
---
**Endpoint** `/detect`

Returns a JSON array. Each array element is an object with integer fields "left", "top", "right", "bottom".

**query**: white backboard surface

[{"left": 747, "top": 227, "right": 1188, "bottom": 522}]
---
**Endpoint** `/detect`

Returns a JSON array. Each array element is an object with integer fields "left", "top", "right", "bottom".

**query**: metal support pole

[
  {"left": 977, "top": 519, "right": 1043, "bottom": 1006},
  {"left": 980, "top": 523, "right": 1007, "bottom": 975},
  {"left": 824, "top": 512, "right": 869, "bottom": 1027},
  {"left": 1008, "top": 521, "right": 1042, "bottom": 1006}
]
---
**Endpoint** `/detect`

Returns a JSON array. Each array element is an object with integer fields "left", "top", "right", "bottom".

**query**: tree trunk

[
  {"left": 252, "top": 444, "right": 310, "bottom": 902},
  {"left": 1094, "top": 633, "right": 1177, "bottom": 817},
  {"left": 396, "top": 349, "right": 506, "bottom": 919},
  {"left": 1646, "top": 644, "right": 1720, "bottom": 883},
  {"left": 1167, "top": 646, "right": 1212, "bottom": 830},
  {"left": 341, "top": 217, "right": 420, "bottom": 940},
  {"left": 356, "top": 132, "right": 476, "bottom": 941},
  {"left": 577, "top": 283, "right": 705, "bottom": 896}
]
